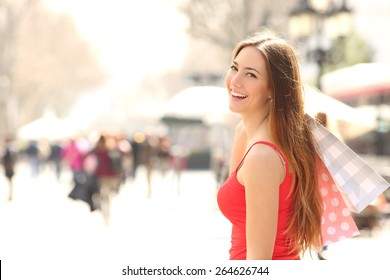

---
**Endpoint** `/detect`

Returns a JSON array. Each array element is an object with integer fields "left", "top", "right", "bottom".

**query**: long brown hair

[{"left": 232, "top": 33, "right": 323, "bottom": 254}]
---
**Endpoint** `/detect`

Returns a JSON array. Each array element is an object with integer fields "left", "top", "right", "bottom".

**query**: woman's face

[{"left": 225, "top": 46, "right": 272, "bottom": 117}]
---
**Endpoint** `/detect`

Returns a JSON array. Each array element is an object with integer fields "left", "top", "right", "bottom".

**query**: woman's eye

[
  {"left": 247, "top": 73, "right": 257, "bottom": 78},
  {"left": 230, "top": 65, "right": 238, "bottom": 71}
]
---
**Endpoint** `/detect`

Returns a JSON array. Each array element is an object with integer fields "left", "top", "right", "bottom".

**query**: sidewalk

[
  {"left": 0, "top": 163, "right": 232, "bottom": 263},
  {"left": 1, "top": 162, "right": 389, "bottom": 268}
]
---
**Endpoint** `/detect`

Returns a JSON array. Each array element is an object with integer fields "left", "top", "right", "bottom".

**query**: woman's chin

[{"left": 229, "top": 104, "right": 243, "bottom": 114}]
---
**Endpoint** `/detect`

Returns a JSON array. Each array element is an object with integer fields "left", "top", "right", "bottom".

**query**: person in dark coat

[
  {"left": 48, "top": 142, "right": 63, "bottom": 180},
  {"left": 25, "top": 140, "right": 40, "bottom": 177},
  {"left": 2, "top": 138, "right": 17, "bottom": 201}
]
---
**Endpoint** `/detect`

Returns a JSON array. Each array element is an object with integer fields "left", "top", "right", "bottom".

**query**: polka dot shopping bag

[{"left": 317, "top": 157, "right": 359, "bottom": 245}]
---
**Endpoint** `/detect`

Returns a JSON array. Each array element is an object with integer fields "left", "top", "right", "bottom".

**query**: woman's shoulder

[
  {"left": 245, "top": 142, "right": 281, "bottom": 165},
  {"left": 242, "top": 142, "right": 285, "bottom": 183}
]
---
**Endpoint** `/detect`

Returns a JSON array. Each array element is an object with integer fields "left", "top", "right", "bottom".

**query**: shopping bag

[
  {"left": 317, "top": 156, "right": 360, "bottom": 245},
  {"left": 68, "top": 171, "right": 100, "bottom": 211},
  {"left": 311, "top": 120, "right": 390, "bottom": 213}
]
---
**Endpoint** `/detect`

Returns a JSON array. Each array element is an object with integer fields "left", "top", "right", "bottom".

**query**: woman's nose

[{"left": 230, "top": 72, "right": 242, "bottom": 87}]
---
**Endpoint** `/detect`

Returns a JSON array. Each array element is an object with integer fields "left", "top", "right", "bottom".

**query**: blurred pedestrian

[
  {"left": 112, "top": 133, "right": 131, "bottom": 189},
  {"left": 61, "top": 138, "right": 85, "bottom": 184},
  {"left": 129, "top": 132, "right": 143, "bottom": 179},
  {"left": 132, "top": 131, "right": 159, "bottom": 198},
  {"left": 1, "top": 138, "right": 17, "bottom": 201},
  {"left": 86, "top": 134, "right": 121, "bottom": 225},
  {"left": 217, "top": 33, "right": 323, "bottom": 259},
  {"left": 48, "top": 141, "right": 63, "bottom": 181},
  {"left": 144, "top": 132, "right": 159, "bottom": 198},
  {"left": 25, "top": 140, "right": 40, "bottom": 177},
  {"left": 157, "top": 134, "right": 171, "bottom": 177}
]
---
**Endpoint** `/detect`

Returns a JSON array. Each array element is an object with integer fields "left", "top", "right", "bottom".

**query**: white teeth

[{"left": 231, "top": 91, "right": 248, "bottom": 98}]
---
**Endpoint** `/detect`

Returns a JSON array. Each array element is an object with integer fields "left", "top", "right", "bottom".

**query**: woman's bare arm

[
  {"left": 229, "top": 120, "right": 248, "bottom": 174},
  {"left": 240, "top": 144, "right": 285, "bottom": 259}
]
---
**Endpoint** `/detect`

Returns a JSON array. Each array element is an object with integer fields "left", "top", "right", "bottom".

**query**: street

[{"left": 1, "top": 162, "right": 390, "bottom": 279}]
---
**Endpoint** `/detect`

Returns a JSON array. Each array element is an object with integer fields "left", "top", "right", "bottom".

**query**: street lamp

[{"left": 289, "top": 0, "right": 353, "bottom": 90}]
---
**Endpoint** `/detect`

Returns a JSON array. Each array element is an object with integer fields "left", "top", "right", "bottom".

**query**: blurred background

[{"left": 0, "top": 0, "right": 390, "bottom": 271}]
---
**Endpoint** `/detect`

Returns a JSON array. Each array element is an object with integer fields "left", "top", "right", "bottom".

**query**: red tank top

[{"left": 217, "top": 141, "right": 299, "bottom": 260}]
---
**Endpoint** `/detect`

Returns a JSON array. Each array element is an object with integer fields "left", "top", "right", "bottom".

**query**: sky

[
  {"left": 42, "top": 0, "right": 390, "bottom": 90},
  {"left": 44, "top": 0, "right": 189, "bottom": 88},
  {"left": 42, "top": 0, "right": 190, "bottom": 130}
]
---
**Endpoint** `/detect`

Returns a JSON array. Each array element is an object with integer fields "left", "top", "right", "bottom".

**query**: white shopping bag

[{"left": 311, "top": 120, "right": 390, "bottom": 213}]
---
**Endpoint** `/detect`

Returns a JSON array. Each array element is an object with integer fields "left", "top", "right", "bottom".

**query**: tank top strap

[{"left": 235, "top": 141, "right": 289, "bottom": 174}]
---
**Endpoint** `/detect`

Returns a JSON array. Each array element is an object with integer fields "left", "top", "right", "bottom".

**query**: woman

[
  {"left": 217, "top": 33, "right": 323, "bottom": 260},
  {"left": 88, "top": 134, "right": 121, "bottom": 225}
]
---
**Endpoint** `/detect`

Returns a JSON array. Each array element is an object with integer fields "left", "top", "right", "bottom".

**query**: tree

[
  {"left": 177, "top": 0, "right": 296, "bottom": 52},
  {"left": 323, "top": 32, "right": 372, "bottom": 74},
  {"left": 0, "top": 0, "right": 38, "bottom": 137},
  {"left": 0, "top": 0, "right": 106, "bottom": 138},
  {"left": 172, "top": 0, "right": 297, "bottom": 92}
]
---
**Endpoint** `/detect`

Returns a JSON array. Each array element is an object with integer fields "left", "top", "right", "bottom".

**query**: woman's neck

[{"left": 241, "top": 114, "right": 272, "bottom": 145}]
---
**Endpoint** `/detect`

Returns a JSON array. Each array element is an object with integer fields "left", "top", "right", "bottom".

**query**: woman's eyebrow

[{"left": 232, "top": 60, "right": 260, "bottom": 75}]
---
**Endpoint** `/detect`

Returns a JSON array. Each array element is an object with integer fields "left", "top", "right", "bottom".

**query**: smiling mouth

[{"left": 231, "top": 91, "right": 248, "bottom": 99}]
